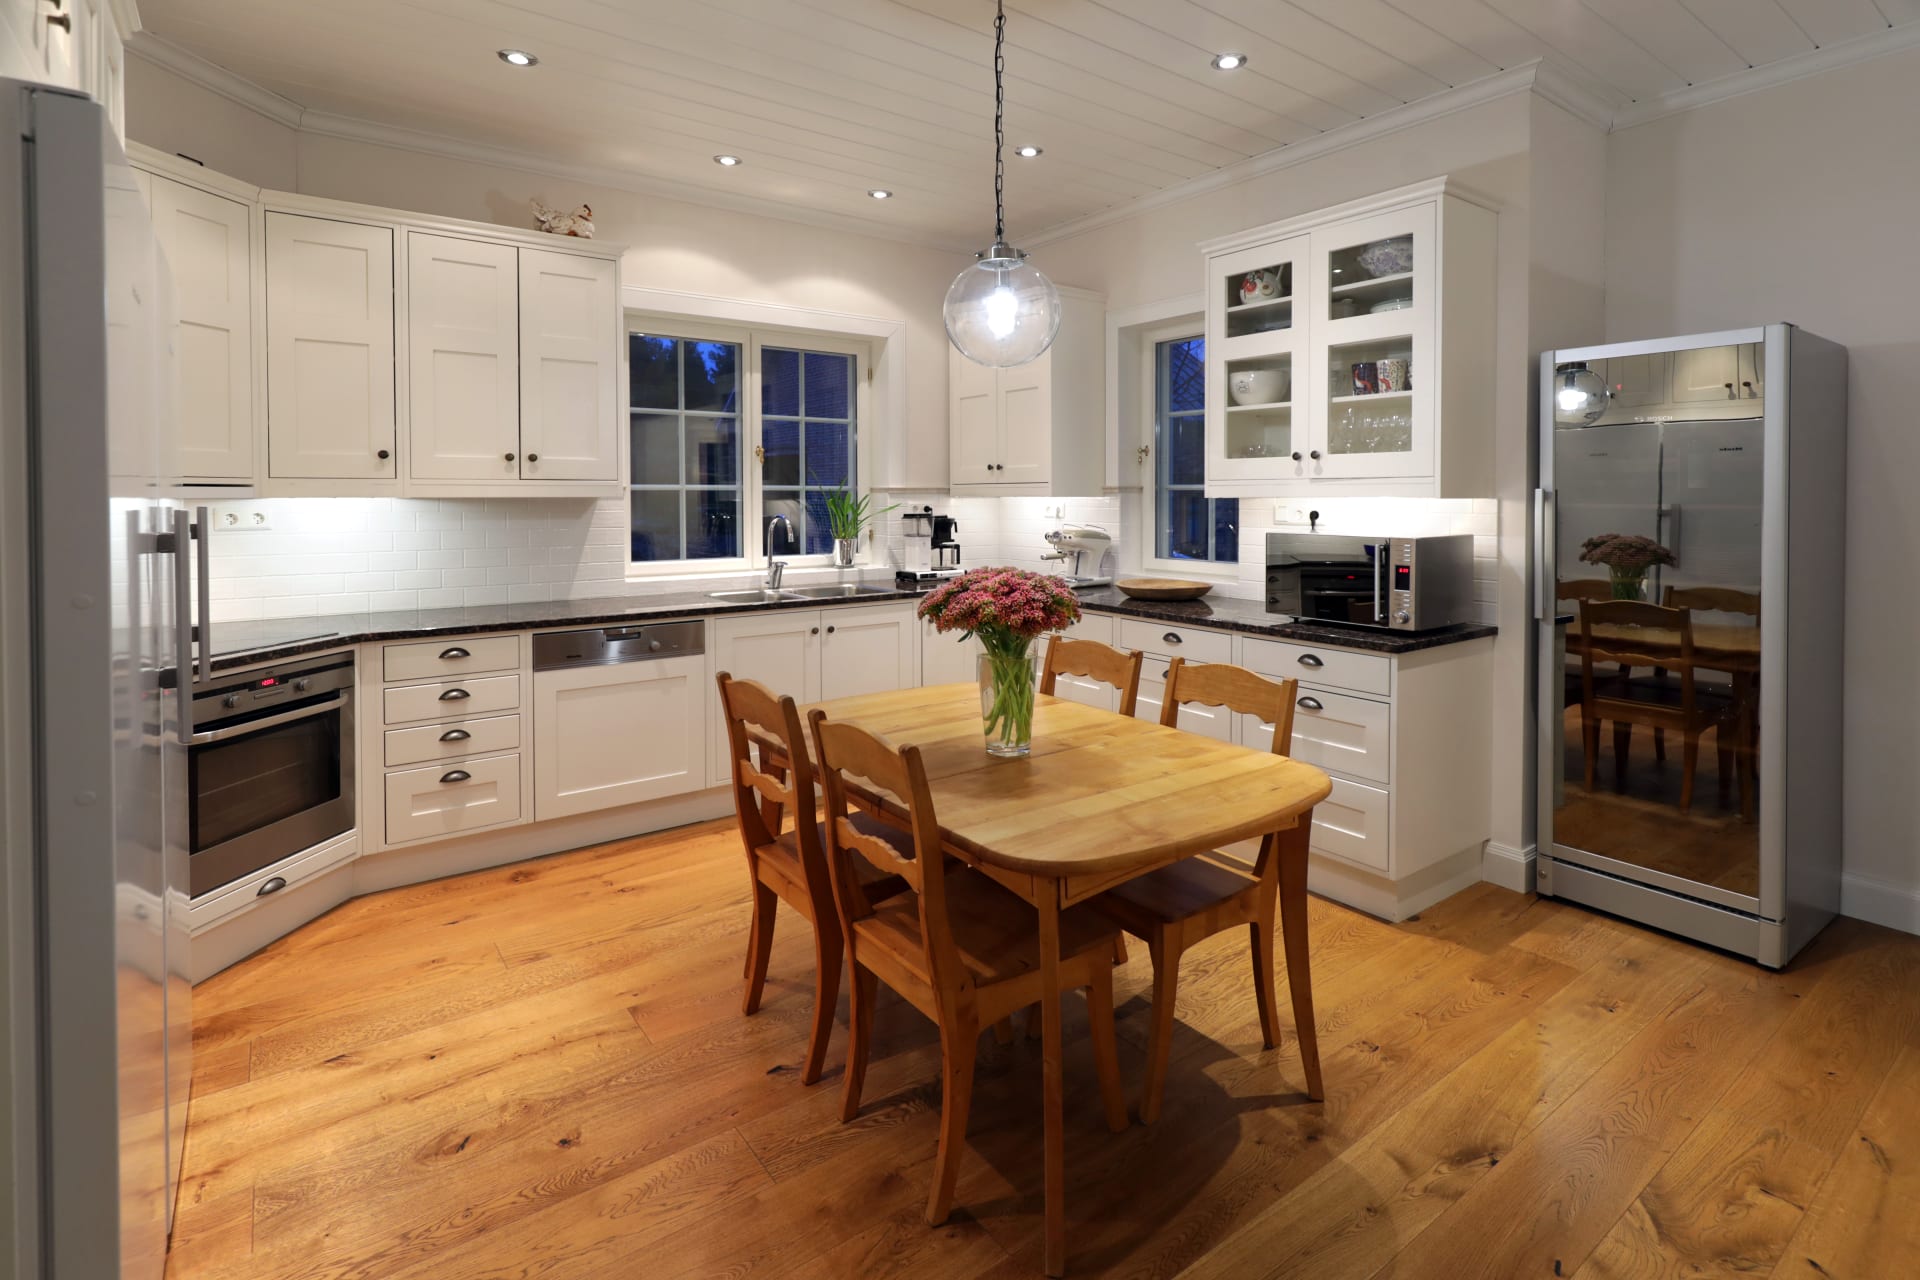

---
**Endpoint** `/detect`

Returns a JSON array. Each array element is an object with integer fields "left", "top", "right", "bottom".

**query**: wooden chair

[
  {"left": 1093, "top": 657, "right": 1322, "bottom": 1123},
  {"left": 716, "top": 672, "right": 910, "bottom": 1086},
  {"left": 1040, "top": 634, "right": 1145, "bottom": 716},
  {"left": 807, "top": 708, "right": 1130, "bottom": 1227},
  {"left": 1663, "top": 586, "right": 1761, "bottom": 812},
  {"left": 1575, "top": 601, "right": 1741, "bottom": 815},
  {"left": 1663, "top": 585, "right": 1760, "bottom": 619}
]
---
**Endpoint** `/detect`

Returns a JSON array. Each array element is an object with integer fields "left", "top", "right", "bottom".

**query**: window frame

[
  {"left": 625, "top": 314, "right": 875, "bottom": 578},
  {"left": 1138, "top": 317, "right": 1239, "bottom": 576}
]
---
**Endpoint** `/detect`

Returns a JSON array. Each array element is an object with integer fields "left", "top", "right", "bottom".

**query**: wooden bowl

[{"left": 1115, "top": 578, "right": 1214, "bottom": 602}]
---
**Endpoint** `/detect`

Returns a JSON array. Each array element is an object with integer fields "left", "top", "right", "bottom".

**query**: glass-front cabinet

[{"left": 1201, "top": 178, "right": 1496, "bottom": 498}]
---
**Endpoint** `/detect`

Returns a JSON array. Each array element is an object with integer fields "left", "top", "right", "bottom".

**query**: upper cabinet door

[
  {"left": 949, "top": 348, "right": 1000, "bottom": 485},
  {"left": 266, "top": 213, "right": 396, "bottom": 479},
  {"left": 998, "top": 355, "right": 1053, "bottom": 487},
  {"left": 1670, "top": 343, "right": 1742, "bottom": 404},
  {"left": 517, "top": 247, "right": 619, "bottom": 482},
  {"left": 149, "top": 176, "right": 253, "bottom": 480},
  {"left": 408, "top": 233, "right": 521, "bottom": 481},
  {"left": 1208, "top": 234, "right": 1307, "bottom": 483}
]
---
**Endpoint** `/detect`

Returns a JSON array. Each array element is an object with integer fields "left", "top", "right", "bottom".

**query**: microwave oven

[{"left": 1265, "top": 532, "right": 1475, "bottom": 632}]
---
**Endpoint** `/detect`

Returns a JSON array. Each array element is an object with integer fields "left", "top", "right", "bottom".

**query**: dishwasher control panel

[{"left": 531, "top": 620, "right": 706, "bottom": 671}]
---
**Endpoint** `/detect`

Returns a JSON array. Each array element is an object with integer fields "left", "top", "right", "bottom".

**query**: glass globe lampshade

[
  {"left": 944, "top": 244, "right": 1062, "bottom": 368},
  {"left": 1553, "top": 362, "right": 1610, "bottom": 426}
]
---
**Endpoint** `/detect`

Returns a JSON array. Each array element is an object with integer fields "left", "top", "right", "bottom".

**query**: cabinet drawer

[
  {"left": 384, "top": 713, "right": 521, "bottom": 767},
  {"left": 1115, "top": 618, "right": 1234, "bottom": 663},
  {"left": 1242, "top": 636, "right": 1390, "bottom": 697},
  {"left": 1241, "top": 689, "right": 1390, "bottom": 785},
  {"left": 1310, "top": 777, "right": 1390, "bottom": 873},
  {"left": 384, "top": 673, "right": 520, "bottom": 725},
  {"left": 385, "top": 752, "right": 522, "bottom": 845},
  {"left": 383, "top": 634, "right": 520, "bottom": 682}
]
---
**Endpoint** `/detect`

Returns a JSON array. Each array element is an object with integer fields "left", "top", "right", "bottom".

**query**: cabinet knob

[
  {"left": 377, "top": 449, "right": 391, "bottom": 460},
  {"left": 1291, "top": 451, "right": 1302, "bottom": 462},
  {"left": 1309, "top": 450, "right": 1321, "bottom": 460},
  {"left": 46, "top": 12, "right": 70, "bottom": 30},
  {"left": 527, "top": 453, "right": 539, "bottom": 462},
  {"left": 826, "top": 625, "right": 836, "bottom": 634},
  {"left": 504, "top": 452, "right": 515, "bottom": 462},
  {"left": 810, "top": 627, "right": 819, "bottom": 635}
]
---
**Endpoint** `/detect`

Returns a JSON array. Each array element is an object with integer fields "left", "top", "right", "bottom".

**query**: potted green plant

[{"left": 822, "top": 487, "right": 897, "bottom": 567}]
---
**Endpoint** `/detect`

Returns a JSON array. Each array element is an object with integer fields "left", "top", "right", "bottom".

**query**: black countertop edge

[{"left": 205, "top": 582, "right": 1498, "bottom": 673}]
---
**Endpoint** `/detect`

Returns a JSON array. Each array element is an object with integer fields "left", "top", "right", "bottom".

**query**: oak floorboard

[{"left": 163, "top": 820, "right": 1920, "bottom": 1280}]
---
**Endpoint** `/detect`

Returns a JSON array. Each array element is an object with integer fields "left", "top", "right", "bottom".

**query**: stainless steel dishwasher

[{"left": 530, "top": 620, "right": 709, "bottom": 821}]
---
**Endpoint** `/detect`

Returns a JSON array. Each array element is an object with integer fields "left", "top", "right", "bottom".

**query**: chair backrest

[
  {"left": 715, "top": 671, "right": 815, "bottom": 859},
  {"left": 1663, "top": 585, "right": 1760, "bottom": 619},
  {"left": 1161, "top": 657, "right": 1299, "bottom": 755},
  {"left": 1039, "top": 634, "right": 1145, "bottom": 716},
  {"left": 1558, "top": 579, "right": 1614, "bottom": 604},
  {"left": 1578, "top": 600, "right": 1696, "bottom": 705},
  {"left": 807, "top": 709, "right": 966, "bottom": 995}
]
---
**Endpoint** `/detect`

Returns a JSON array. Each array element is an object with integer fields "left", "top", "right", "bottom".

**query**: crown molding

[
  {"left": 127, "top": 33, "right": 303, "bottom": 129},
  {"left": 1609, "top": 20, "right": 1920, "bottom": 131}
]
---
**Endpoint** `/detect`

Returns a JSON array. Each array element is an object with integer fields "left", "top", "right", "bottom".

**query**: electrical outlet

[
  {"left": 1044, "top": 502, "right": 1065, "bottom": 519},
  {"left": 1271, "top": 503, "right": 1313, "bottom": 526},
  {"left": 216, "top": 507, "right": 272, "bottom": 532}
]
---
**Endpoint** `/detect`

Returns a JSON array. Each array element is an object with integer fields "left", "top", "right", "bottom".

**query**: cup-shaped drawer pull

[
  {"left": 1162, "top": 631, "right": 1183, "bottom": 645},
  {"left": 438, "top": 687, "right": 471, "bottom": 701},
  {"left": 439, "top": 728, "right": 472, "bottom": 742},
  {"left": 439, "top": 646, "right": 470, "bottom": 660},
  {"left": 1297, "top": 696, "right": 1324, "bottom": 711},
  {"left": 256, "top": 876, "right": 287, "bottom": 897},
  {"left": 439, "top": 769, "right": 471, "bottom": 784},
  {"left": 1297, "top": 653, "right": 1324, "bottom": 668}
]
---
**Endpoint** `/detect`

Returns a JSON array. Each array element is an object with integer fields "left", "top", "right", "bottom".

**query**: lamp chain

[{"left": 993, "top": 0, "right": 1006, "bottom": 242}]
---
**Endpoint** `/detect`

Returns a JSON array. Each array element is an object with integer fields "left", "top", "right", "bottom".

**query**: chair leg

[
  {"left": 1582, "top": 715, "right": 1598, "bottom": 792},
  {"left": 925, "top": 1020, "right": 980, "bottom": 1227},
  {"left": 1113, "top": 934, "right": 1129, "bottom": 966},
  {"left": 800, "top": 923, "right": 842, "bottom": 1086},
  {"left": 1680, "top": 730, "right": 1699, "bottom": 815},
  {"left": 1278, "top": 832, "right": 1323, "bottom": 1102},
  {"left": 742, "top": 879, "right": 777, "bottom": 1016},
  {"left": 1716, "top": 727, "right": 1734, "bottom": 804},
  {"left": 1138, "top": 932, "right": 1182, "bottom": 1125},
  {"left": 1653, "top": 727, "right": 1666, "bottom": 764},
  {"left": 990, "top": 1017, "right": 1015, "bottom": 1045},
  {"left": 840, "top": 962, "right": 877, "bottom": 1123},
  {"left": 1249, "top": 916, "right": 1281, "bottom": 1051},
  {"left": 1612, "top": 721, "right": 1632, "bottom": 788},
  {"left": 1086, "top": 963, "right": 1129, "bottom": 1134}
]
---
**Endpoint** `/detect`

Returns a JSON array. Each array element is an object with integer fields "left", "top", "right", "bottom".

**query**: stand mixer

[{"left": 1040, "top": 524, "right": 1113, "bottom": 588}]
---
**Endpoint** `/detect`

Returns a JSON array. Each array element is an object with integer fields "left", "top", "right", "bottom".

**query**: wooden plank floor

[{"left": 164, "top": 819, "right": 1920, "bottom": 1279}]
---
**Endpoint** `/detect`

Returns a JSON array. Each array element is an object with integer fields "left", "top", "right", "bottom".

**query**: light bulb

[
  {"left": 1557, "top": 386, "right": 1587, "bottom": 413},
  {"left": 984, "top": 285, "right": 1018, "bottom": 338}
]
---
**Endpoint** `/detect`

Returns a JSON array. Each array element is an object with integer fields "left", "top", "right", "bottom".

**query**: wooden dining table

[{"left": 800, "top": 682, "right": 1332, "bottom": 1277}]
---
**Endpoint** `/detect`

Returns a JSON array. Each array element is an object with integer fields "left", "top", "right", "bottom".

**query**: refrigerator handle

[
  {"left": 172, "top": 509, "right": 194, "bottom": 744},
  {"left": 1533, "top": 488, "right": 1555, "bottom": 621},
  {"left": 194, "top": 505, "right": 211, "bottom": 685},
  {"left": 1373, "top": 543, "right": 1385, "bottom": 622}
]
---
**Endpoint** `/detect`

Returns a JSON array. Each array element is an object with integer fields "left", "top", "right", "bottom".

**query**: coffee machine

[
  {"left": 932, "top": 514, "right": 962, "bottom": 569},
  {"left": 896, "top": 510, "right": 963, "bottom": 590}
]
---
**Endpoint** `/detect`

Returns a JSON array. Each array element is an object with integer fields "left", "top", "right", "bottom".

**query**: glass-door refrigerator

[{"left": 1534, "top": 326, "right": 1847, "bottom": 968}]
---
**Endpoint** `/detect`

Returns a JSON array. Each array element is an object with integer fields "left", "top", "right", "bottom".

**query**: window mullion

[{"left": 745, "top": 331, "right": 763, "bottom": 565}]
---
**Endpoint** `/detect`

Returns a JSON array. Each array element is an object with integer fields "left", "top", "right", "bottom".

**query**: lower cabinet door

[
  {"left": 385, "top": 752, "right": 523, "bottom": 845},
  {"left": 534, "top": 653, "right": 707, "bottom": 820},
  {"left": 710, "top": 610, "right": 822, "bottom": 787},
  {"left": 920, "top": 618, "right": 981, "bottom": 687},
  {"left": 819, "top": 604, "right": 916, "bottom": 702},
  {"left": 1310, "top": 776, "right": 1391, "bottom": 873}
]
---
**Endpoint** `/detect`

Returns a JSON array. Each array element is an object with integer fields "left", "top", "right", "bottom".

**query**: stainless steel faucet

[
  {"left": 766, "top": 514, "right": 794, "bottom": 590},
  {"left": 766, "top": 558, "right": 788, "bottom": 589}
]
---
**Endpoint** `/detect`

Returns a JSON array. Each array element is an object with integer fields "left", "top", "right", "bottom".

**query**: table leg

[
  {"left": 1277, "top": 814, "right": 1323, "bottom": 1102},
  {"left": 1037, "top": 886, "right": 1067, "bottom": 1278}
]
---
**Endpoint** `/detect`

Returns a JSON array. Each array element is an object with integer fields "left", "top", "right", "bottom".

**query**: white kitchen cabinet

[
  {"left": 407, "top": 233, "right": 521, "bottom": 481},
  {"left": 1044, "top": 612, "right": 1119, "bottom": 713},
  {"left": 147, "top": 174, "right": 254, "bottom": 481},
  {"left": 518, "top": 247, "right": 619, "bottom": 482},
  {"left": 1201, "top": 179, "right": 1497, "bottom": 499},
  {"left": 948, "top": 286, "right": 1105, "bottom": 496},
  {"left": 1607, "top": 351, "right": 1669, "bottom": 411},
  {"left": 1670, "top": 342, "right": 1742, "bottom": 404},
  {"left": 533, "top": 653, "right": 708, "bottom": 820},
  {"left": 920, "top": 617, "right": 981, "bottom": 687},
  {"left": 819, "top": 603, "right": 918, "bottom": 701},
  {"left": 266, "top": 213, "right": 397, "bottom": 480}
]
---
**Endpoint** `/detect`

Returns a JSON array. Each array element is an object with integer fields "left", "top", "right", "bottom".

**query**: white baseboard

[
  {"left": 1482, "top": 841, "right": 1537, "bottom": 894},
  {"left": 1841, "top": 871, "right": 1920, "bottom": 937}
]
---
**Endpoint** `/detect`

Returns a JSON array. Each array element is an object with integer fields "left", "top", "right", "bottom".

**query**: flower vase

[
  {"left": 1608, "top": 569, "right": 1649, "bottom": 601},
  {"left": 832, "top": 538, "right": 858, "bottom": 568},
  {"left": 978, "top": 647, "right": 1041, "bottom": 758}
]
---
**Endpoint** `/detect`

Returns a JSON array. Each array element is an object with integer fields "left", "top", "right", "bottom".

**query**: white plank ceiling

[{"left": 137, "top": 0, "right": 1916, "bottom": 246}]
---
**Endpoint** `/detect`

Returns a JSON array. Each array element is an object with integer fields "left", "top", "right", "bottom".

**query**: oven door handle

[{"left": 189, "top": 694, "right": 346, "bottom": 746}]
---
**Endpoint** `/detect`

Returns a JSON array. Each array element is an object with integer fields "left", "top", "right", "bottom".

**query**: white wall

[{"left": 1605, "top": 45, "right": 1920, "bottom": 930}]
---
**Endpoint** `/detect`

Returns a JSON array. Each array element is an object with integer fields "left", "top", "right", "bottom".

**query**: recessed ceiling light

[
  {"left": 1015, "top": 145, "right": 1043, "bottom": 158},
  {"left": 1211, "top": 52, "right": 1247, "bottom": 71},
  {"left": 867, "top": 188, "right": 893, "bottom": 199},
  {"left": 713, "top": 154, "right": 742, "bottom": 167},
  {"left": 497, "top": 49, "right": 538, "bottom": 67}
]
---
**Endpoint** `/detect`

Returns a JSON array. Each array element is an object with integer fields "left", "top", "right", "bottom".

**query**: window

[
  {"left": 628, "top": 326, "right": 864, "bottom": 569},
  {"left": 1153, "top": 334, "right": 1237, "bottom": 565}
]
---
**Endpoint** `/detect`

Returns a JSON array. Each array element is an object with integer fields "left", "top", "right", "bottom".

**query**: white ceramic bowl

[
  {"left": 1356, "top": 237, "right": 1415, "bottom": 277},
  {"left": 1229, "top": 368, "right": 1287, "bottom": 406}
]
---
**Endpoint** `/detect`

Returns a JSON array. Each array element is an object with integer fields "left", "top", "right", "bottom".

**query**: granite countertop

[{"left": 206, "top": 577, "right": 1496, "bottom": 673}]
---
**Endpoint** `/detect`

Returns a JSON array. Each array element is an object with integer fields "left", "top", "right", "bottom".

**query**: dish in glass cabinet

[
  {"left": 1355, "top": 237, "right": 1414, "bottom": 277},
  {"left": 1369, "top": 297, "right": 1414, "bottom": 313},
  {"left": 1115, "top": 578, "right": 1214, "bottom": 601}
]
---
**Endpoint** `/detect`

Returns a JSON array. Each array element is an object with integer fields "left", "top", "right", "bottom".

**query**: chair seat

[
  {"left": 858, "top": 869, "right": 1118, "bottom": 989},
  {"left": 1099, "top": 855, "right": 1258, "bottom": 928},
  {"left": 760, "top": 812, "right": 911, "bottom": 905}
]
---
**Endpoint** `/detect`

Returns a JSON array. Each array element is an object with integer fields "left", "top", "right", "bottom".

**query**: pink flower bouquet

[
  {"left": 1578, "top": 533, "right": 1675, "bottom": 598},
  {"left": 918, "top": 567, "right": 1081, "bottom": 756}
]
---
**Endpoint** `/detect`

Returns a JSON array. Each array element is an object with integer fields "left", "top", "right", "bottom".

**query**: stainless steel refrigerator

[
  {"left": 1, "top": 82, "right": 191, "bottom": 1277},
  {"left": 1534, "top": 326, "right": 1847, "bottom": 968}
]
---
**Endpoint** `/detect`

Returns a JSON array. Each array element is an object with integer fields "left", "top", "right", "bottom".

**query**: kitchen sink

[
  {"left": 707, "top": 589, "right": 800, "bottom": 604},
  {"left": 779, "top": 583, "right": 899, "bottom": 599}
]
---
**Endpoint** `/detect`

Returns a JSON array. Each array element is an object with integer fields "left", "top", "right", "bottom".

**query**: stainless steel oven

[
  {"left": 187, "top": 652, "right": 355, "bottom": 897},
  {"left": 1266, "top": 532, "right": 1475, "bottom": 631}
]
